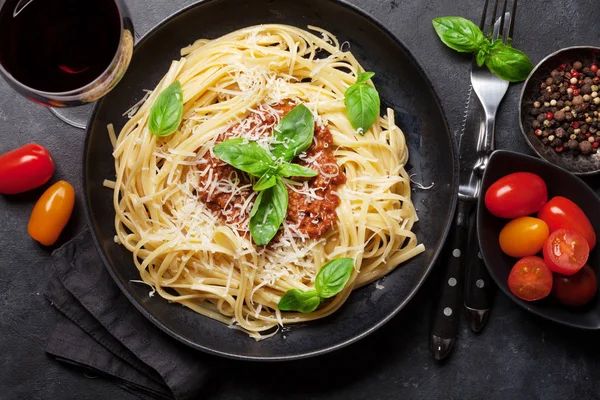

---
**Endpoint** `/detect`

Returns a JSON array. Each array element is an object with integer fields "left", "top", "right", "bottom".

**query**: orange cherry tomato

[
  {"left": 507, "top": 256, "right": 553, "bottom": 301},
  {"left": 499, "top": 216, "right": 549, "bottom": 258},
  {"left": 28, "top": 180, "right": 75, "bottom": 246}
]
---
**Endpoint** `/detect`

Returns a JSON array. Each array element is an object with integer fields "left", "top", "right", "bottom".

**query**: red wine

[{"left": 0, "top": 0, "right": 121, "bottom": 93}]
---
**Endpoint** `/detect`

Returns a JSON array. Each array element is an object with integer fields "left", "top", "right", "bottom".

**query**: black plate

[
  {"left": 83, "top": 0, "right": 458, "bottom": 360},
  {"left": 478, "top": 150, "right": 600, "bottom": 329},
  {"left": 519, "top": 46, "right": 600, "bottom": 176}
]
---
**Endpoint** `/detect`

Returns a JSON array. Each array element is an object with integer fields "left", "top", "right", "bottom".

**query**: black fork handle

[{"left": 464, "top": 209, "right": 495, "bottom": 332}]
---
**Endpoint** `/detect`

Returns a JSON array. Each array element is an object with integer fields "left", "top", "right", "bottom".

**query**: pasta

[{"left": 109, "top": 24, "right": 424, "bottom": 339}]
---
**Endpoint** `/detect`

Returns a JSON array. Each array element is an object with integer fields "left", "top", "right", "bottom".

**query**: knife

[{"left": 429, "top": 83, "right": 480, "bottom": 360}]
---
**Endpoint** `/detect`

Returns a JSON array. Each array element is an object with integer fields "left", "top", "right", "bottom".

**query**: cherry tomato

[
  {"left": 538, "top": 196, "right": 596, "bottom": 249},
  {"left": 542, "top": 228, "right": 589, "bottom": 275},
  {"left": 552, "top": 265, "right": 598, "bottom": 307},
  {"left": 28, "top": 181, "right": 75, "bottom": 246},
  {"left": 484, "top": 172, "right": 548, "bottom": 219},
  {"left": 0, "top": 143, "right": 55, "bottom": 194},
  {"left": 499, "top": 217, "right": 549, "bottom": 258},
  {"left": 508, "top": 256, "right": 553, "bottom": 301}
]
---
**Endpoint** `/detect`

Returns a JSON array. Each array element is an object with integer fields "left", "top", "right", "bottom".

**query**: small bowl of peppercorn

[{"left": 519, "top": 46, "right": 600, "bottom": 175}]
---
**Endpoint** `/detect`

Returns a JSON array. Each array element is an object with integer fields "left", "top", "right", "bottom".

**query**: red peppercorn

[
  {"left": 570, "top": 84, "right": 578, "bottom": 90},
  {"left": 535, "top": 129, "right": 543, "bottom": 136},
  {"left": 593, "top": 142, "right": 599, "bottom": 149},
  {"left": 555, "top": 146, "right": 564, "bottom": 153},
  {"left": 573, "top": 89, "right": 580, "bottom": 96},
  {"left": 594, "top": 77, "right": 600, "bottom": 84},
  {"left": 586, "top": 132, "right": 591, "bottom": 138},
  {"left": 572, "top": 121, "right": 580, "bottom": 128},
  {"left": 592, "top": 64, "right": 599, "bottom": 73},
  {"left": 546, "top": 112, "right": 554, "bottom": 120},
  {"left": 559, "top": 64, "right": 567, "bottom": 71},
  {"left": 572, "top": 71, "right": 580, "bottom": 78}
]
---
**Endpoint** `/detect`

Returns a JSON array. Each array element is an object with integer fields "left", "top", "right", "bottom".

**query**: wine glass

[{"left": 0, "top": 0, "right": 134, "bottom": 129}]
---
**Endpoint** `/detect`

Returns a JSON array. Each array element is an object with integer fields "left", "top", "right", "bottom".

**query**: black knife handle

[
  {"left": 429, "top": 201, "right": 469, "bottom": 359},
  {"left": 464, "top": 211, "right": 494, "bottom": 311}
]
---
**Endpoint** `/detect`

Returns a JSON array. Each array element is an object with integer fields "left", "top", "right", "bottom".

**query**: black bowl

[
  {"left": 83, "top": 0, "right": 458, "bottom": 360},
  {"left": 477, "top": 150, "right": 600, "bottom": 329},
  {"left": 519, "top": 46, "right": 600, "bottom": 176}
]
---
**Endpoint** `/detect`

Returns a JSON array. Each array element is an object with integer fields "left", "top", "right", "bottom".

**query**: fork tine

[
  {"left": 509, "top": 0, "right": 518, "bottom": 39},
  {"left": 498, "top": 0, "right": 509, "bottom": 37},
  {"left": 479, "top": 0, "right": 490, "bottom": 31},
  {"left": 489, "top": 0, "right": 500, "bottom": 36}
]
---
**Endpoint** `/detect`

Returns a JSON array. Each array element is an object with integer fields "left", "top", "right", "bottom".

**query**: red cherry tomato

[
  {"left": 0, "top": 143, "right": 55, "bottom": 194},
  {"left": 484, "top": 172, "right": 548, "bottom": 219},
  {"left": 542, "top": 228, "right": 589, "bottom": 275},
  {"left": 508, "top": 256, "right": 553, "bottom": 301},
  {"left": 552, "top": 265, "right": 598, "bottom": 307},
  {"left": 538, "top": 196, "right": 596, "bottom": 249}
]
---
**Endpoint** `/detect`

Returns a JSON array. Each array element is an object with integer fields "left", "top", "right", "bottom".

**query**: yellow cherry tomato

[
  {"left": 499, "top": 216, "right": 549, "bottom": 258},
  {"left": 28, "top": 180, "right": 75, "bottom": 246}
]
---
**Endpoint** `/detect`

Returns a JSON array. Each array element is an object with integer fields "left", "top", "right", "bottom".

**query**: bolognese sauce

[{"left": 196, "top": 103, "right": 346, "bottom": 242}]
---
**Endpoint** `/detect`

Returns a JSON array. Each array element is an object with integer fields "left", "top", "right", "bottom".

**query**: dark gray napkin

[{"left": 44, "top": 230, "right": 213, "bottom": 400}]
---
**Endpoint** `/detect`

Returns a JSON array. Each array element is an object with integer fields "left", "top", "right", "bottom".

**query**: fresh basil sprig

[
  {"left": 278, "top": 258, "right": 354, "bottom": 313},
  {"left": 149, "top": 81, "right": 184, "bottom": 136},
  {"left": 213, "top": 103, "right": 318, "bottom": 245},
  {"left": 344, "top": 72, "right": 381, "bottom": 135},
  {"left": 432, "top": 16, "right": 533, "bottom": 82},
  {"left": 485, "top": 40, "right": 534, "bottom": 82}
]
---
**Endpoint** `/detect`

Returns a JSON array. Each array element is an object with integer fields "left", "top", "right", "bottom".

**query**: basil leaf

[
  {"left": 314, "top": 258, "right": 354, "bottom": 298},
  {"left": 344, "top": 82, "right": 380, "bottom": 134},
  {"left": 148, "top": 81, "right": 184, "bottom": 137},
  {"left": 249, "top": 178, "right": 288, "bottom": 245},
  {"left": 484, "top": 40, "right": 534, "bottom": 82},
  {"left": 271, "top": 104, "right": 315, "bottom": 163},
  {"left": 213, "top": 138, "right": 275, "bottom": 177},
  {"left": 432, "top": 16, "right": 486, "bottom": 53},
  {"left": 278, "top": 289, "right": 321, "bottom": 313},
  {"left": 253, "top": 170, "right": 278, "bottom": 191},
  {"left": 277, "top": 163, "right": 318, "bottom": 178},
  {"left": 476, "top": 41, "right": 490, "bottom": 67},
  {"left": 249, "top": 189, "right": 263, "bottom": 218},
  {"left": 356, "top": 71, "right": 375, "bottom": 84}
]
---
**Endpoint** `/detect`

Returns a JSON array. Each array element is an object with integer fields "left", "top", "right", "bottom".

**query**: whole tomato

[
  {"left": 0, "top": 143, "right": 55, "bottom": 194},
  {"left": 538, "top": 196, "right": 596, "bottom": 250},
  {"left": 552, "top": 265, "right": 598, "bottom": 307},
  {"left": 484, "top": 172, "right": 548, "bottom": 219},
  {"left": 499, "top": 216, "right": 549, "bottom": 258},
  {"left": 28, "top": 180, "right": 75, "bottom": 246}
]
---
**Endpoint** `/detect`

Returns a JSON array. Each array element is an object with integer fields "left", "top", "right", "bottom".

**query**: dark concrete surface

[{"left": 1, "top": 0, "right": 600, "bottom": 399}]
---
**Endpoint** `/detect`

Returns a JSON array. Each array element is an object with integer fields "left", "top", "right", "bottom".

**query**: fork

[
  {"left": 470, "top": 0, "right": 516, "bottom": 176},
  {"left": 429, "top": 0, "right": 518, "bottom": 361},
  {"left": 463, "top": 0, "right": 518, "bottom": 331}
]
